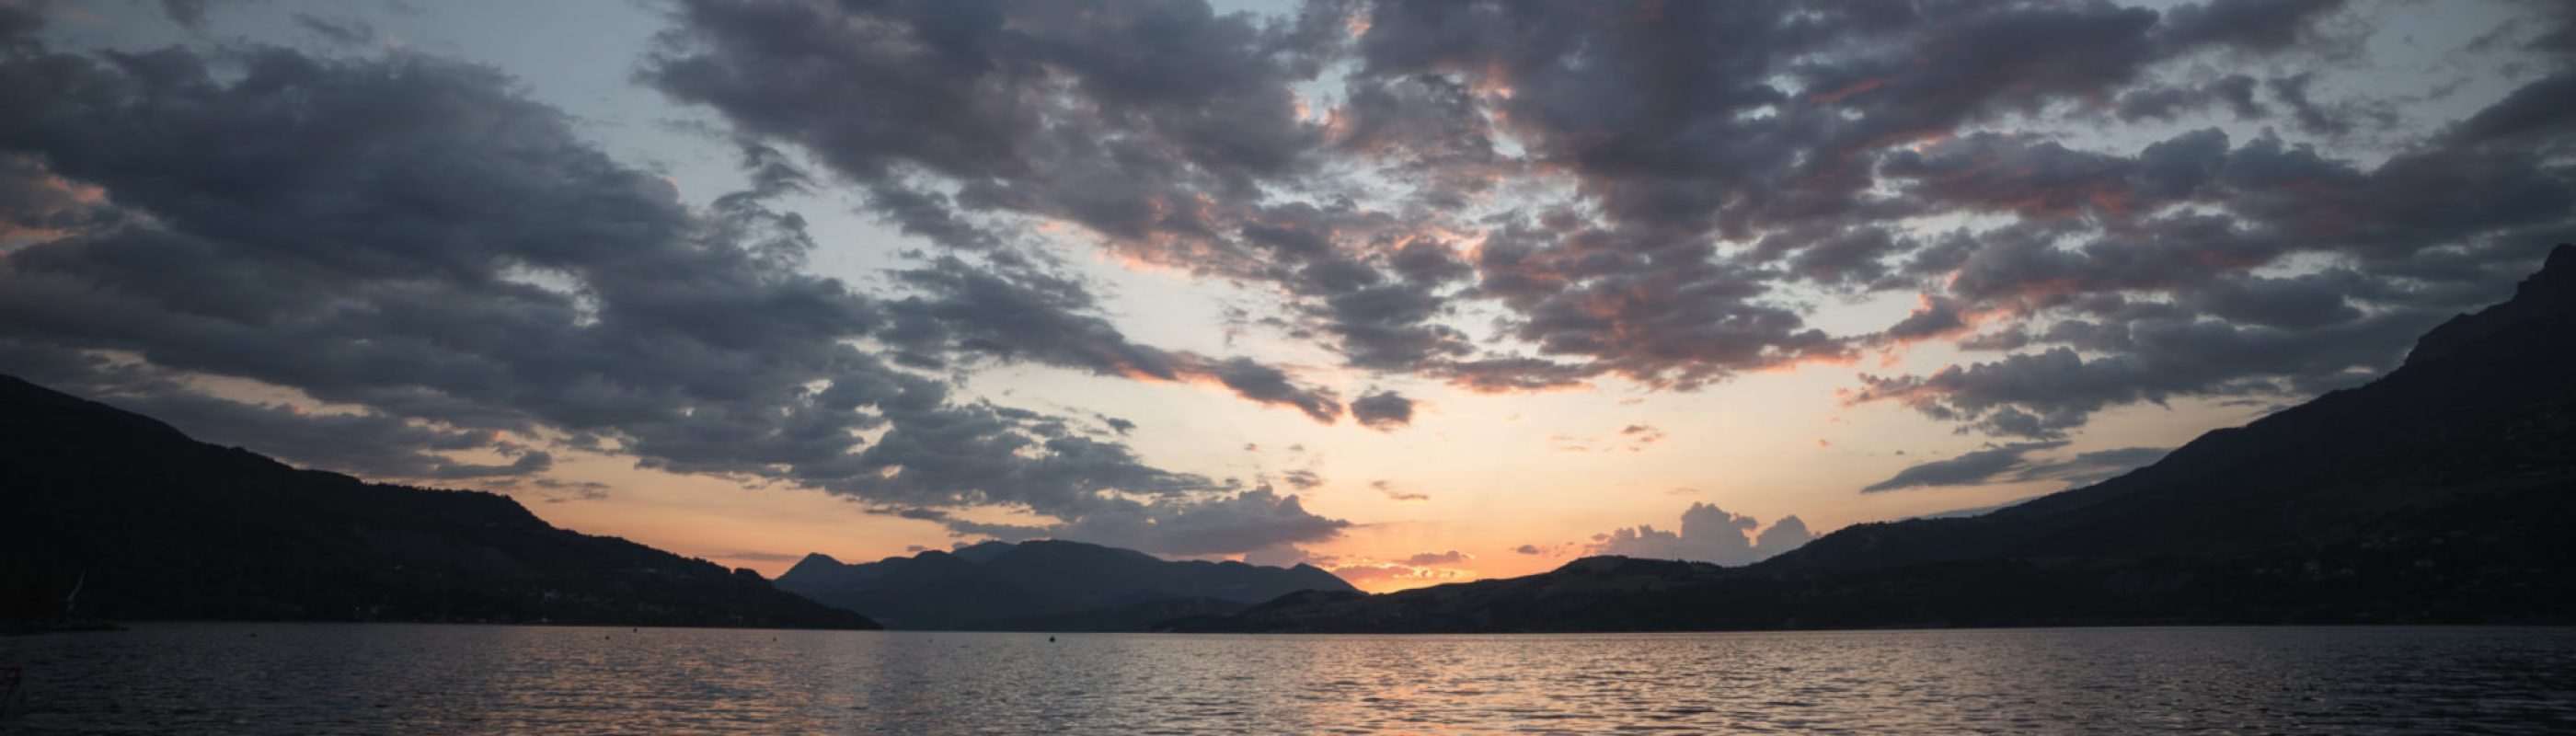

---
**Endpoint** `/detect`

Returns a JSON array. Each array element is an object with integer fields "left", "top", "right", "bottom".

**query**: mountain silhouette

[
  {"left": 777, "top": 539, "right": 1357, "bottom": 629},
  {"left": 1174, "top": 244, "right": 2576, "bottom": 633},
  {"left": 0, "top": 376, "right": 877, "bottom": 630}
]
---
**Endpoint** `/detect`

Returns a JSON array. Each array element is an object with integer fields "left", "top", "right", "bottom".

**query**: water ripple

[{"left": 3, "top": 625, "right": 2572, "bottom": 734}]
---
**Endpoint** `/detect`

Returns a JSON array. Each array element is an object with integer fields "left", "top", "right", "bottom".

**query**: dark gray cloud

[
  {"left": 2444, "top": 69, "right": 2576, "bottom": 151},
  {"left": 1880, "top": 132, "right": 2166, "bottom": 221},
  {"left": 2153, "top": 0, "right": 2347, "bottom": 54},
  {"left": 1205, "top": 356, "right": 1343, "bottom": 423},
  {"left": 2015, "top": 446, "right": 2170, "bottom": 487},
  {"left": 1852, "top": 280, "right": 2518, "bottom": 438},
  {"left": 1855, "top": 102, "right": 2576, "bottom": 434},
  {"left": 1585, "top": 502, "right": 1811, "bottom": 566},
  {"left": 851, "top": 212, "right": 1455, "bottom": 428},
  {"left": 645, "top": 0, "right": 1479, "bottom": 403},
  {"left": 118, "top": 389, "right": 548, "bottom": 481},
  {"left": 2267, "top": 72, "right": 2389, "bottom": 137},
  {"left": 1334, "top": 72, "right": 1512, "bottom": 211},
  {"left": 1402, "top": 550, "right": 1468, "bottom": 566},
  {"left": 1471, "top": 224, "right": 1849, "bottom": 389},
  {"left": 2115, "top": 74, "right": 2265, "bottom": 122},
  {"left": 292, "top": 13, "right": 376, "bottom": 45},
  {"left": 633, "top": 0, "right": 2565, "bottom": 440},
  {"left": 7, "top": 0, "right": 2573, "bottom": 538},
  {"left": 156, "top": 0, "right": 219, "bottom": 28},
  {"left": 1349, "top": 389, "right": 1413, "bottom": 431},
  {"left": 1281, "top": 468, "right": 1323, "bottom": 490},
  {"left": 1371, "top": 479, "right": 1428, "bottom": 501},
  {"left": 881, "top": 255, "right": 1348, "bottom": 422},
  {"left": 1884, "top": 297, "right": 1969, "bottom": 342},
  {"left": 639, "top": 1, "right": 1853, "bottom": 390},
  {"left": 1048, "top": 486, "right": 1351, "bottom": 558},
  {"left": 1861, "top": 442, "right": 2069, "bottom": 493},
  {"left": 1422, "top": 356, "right": 1599, "bottom": 394},
  {"left": 1355, "top": 0, "right": 2561, "bottom": 430},
  {"left": 0, "top": 32, "right": 1343, "bottom": 554},
  {"left": 1860, "top": 442, "right": 2168, "bottom": 492},
  {"left": 643, "top": 0, "right": 1334, "bottom": 259},
  {"left": 2183, "top": 270, "right": 2367, "bottom": 329},
  {"left": 0, "top": 3, "right": 44, "bottom": 45}
]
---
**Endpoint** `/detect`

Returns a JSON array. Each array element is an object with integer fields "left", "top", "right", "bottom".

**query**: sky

[{"left": 1, "top": 0, "right": 2570, "bottom": 592}]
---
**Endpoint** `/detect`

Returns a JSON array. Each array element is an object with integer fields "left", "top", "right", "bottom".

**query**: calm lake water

[{"left": 3, "top": 624, "right": 2572, "bottom": 734}]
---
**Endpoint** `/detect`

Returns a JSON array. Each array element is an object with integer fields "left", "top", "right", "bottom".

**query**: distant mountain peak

[
  {"left": 783, "top": 552, "right": 845, "bottom": 577},
  {"left": 776, "top": 537, "right": 1358, "bottom": 630},
  {"left": 949, "top": 540, "right": 1017, "bottom": 563},
  {"left": 2406, "top": 242, "right": 2576, "bottom": 368}
]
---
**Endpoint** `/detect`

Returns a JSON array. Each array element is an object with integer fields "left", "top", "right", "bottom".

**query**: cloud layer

[
  {"left": 0, "top": 25, "right": 1340, "bottom": 556},
  {"left": 639, "top": 0, "right": 2576, "bottom": 441},
  {"left": 1859, "top": 443, "right": 2168, "bottom": 493},
  {"left": 5, "top": 0, "right": 2574, "bottom": 558}
]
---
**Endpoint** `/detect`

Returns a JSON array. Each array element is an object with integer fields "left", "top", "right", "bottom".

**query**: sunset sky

[{"left": 3, "top": 0, "right": 2570, "bottom": 592}]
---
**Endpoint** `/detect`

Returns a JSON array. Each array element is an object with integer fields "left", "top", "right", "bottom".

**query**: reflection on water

[{"left": 4, "top": 624, "right": 2572, "bottom": 733}]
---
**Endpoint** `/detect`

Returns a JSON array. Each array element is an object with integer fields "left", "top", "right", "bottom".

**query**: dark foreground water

[{"left": 4, "top": 625, "right": 2573, "bottom": 734}]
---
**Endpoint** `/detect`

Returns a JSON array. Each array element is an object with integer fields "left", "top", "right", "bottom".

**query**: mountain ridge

[
  {"left": 0, "top": 375, "right": 878, "bottom": 630},
  {"left": 1170, "top": 244, "right": 2576, "bottom": 633},
  {"left": 776, "top": 538, "right": 1358, "bottom": 630}
]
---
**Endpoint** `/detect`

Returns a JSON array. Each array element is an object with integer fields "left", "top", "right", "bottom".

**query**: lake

[{"left": 4, "top": 624, "right": 2572, "bottom": 733}]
